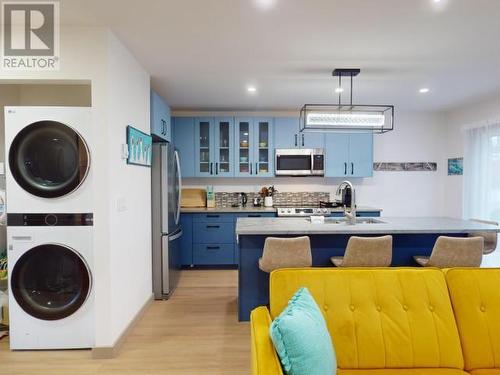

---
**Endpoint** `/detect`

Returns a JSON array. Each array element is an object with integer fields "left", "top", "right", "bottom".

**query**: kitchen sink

[{"left": 321, "top": 217, "right": 386, "bottom": 225}]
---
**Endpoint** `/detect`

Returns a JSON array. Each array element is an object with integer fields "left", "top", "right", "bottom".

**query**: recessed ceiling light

[
  {"left": 254, "top": 0, "right": 277, "bottom": 10},
  {"left": 334, "top": 87, "right": 344, "bottom": 93},
  {"left": 419, "top": 88, "right": 430, "bottom": 94},
  {"left": 247, "top": 86, "right": 257, "bottom": 93}
]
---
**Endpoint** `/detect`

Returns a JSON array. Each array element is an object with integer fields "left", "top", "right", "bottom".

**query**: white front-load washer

[
  {"left": 5, "top": 106, "right": 92, "bottom": 214},
  {"left": 7, "top": 213, "right": 94, "bottom": 350}
]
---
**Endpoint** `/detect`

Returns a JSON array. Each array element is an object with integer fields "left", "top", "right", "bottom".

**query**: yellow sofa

[{"left": 251, "top": 268, "right": 500, "bottom": 375}]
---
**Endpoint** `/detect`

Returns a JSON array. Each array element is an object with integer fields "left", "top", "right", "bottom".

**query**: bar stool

[
  {"left": 469, "top": 219, "right": 498, "bottom": 255},
  {"left": 413, "top": 236, "right": 484, "bottom": 268},
  {"left": 258, "top": 236, "right": 312, "bottom": 273},
  {"left": 330, "top": 235, "right": 393, "bottom": 267}
]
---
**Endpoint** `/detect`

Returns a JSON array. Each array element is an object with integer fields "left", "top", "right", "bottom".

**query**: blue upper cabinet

[
  {"left": 348, "top": 133, "right": 373, "bottom": 177},
  {"left": 253, "top": 118, "right": 274, "bottom": 177},
  {"left": 173, "top": 117, "right": 196, "bottom": 177},
  {"left": 234, "top": 117, "right": 254, "bottom": 177},
  {"left": 325, "top": 133, "right": 373, "bottom": 177},
  {"left": 274, "top": 117, "right": 299, "bottom": 148},
  {"left": 150, "top": 90, "right": 171, "bottom": 142},
  {"left": 234, "top": 118, "right": 274, "bottom": 177},
  {"left": 214, "top": 117, "right": 235, "bottom": 177},
  {"left": 274, "top": 117, "right": 324, "bottom": 149},
  {"left": 325, "top": 133, "right": 350, "bottom": 177},
  {"left": 194, "top": 118, "right": 216, "bottom": 177}
]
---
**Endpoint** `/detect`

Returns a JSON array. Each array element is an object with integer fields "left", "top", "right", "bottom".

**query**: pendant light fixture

[{"left": 299, "top": 69, "right": 394, "bottom": 134}]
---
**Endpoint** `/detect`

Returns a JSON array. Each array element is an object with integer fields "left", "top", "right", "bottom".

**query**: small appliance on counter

[
  {"left": 231, "top": 192, "right": 248, "bottom": 207},
  {"left": 252, "top": 196, "right": 262, "bottom": 207}
]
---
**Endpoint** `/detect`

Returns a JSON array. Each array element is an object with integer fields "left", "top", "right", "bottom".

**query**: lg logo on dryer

[{"left": 1, "top": 1, "right": 60, "bottom": 70}]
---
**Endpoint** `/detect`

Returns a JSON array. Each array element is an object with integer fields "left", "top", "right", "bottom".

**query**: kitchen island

[{"left": 236, "top": 216, "right": 500, "bottom": 321}]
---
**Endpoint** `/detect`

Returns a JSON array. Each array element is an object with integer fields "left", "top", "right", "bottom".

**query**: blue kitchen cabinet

[
  {"left": 235, "top": 117, "right": 274, "bottom": 177},
  {"left": 173, "top": 117, "right": 196, "bottom": 177},
  {"left": 194, "top": 118, "right": 215, "bottom": 177},
  {"left": 193, "top": 117, "right": 235, "bottom": 177},
  {"left": 325, "top": 133, "right": 350, "bottom": 177},
  {"left": 193, "top": 213, "right": 236, "bottom": 265},
  {"left": 274, "top": 117, "right": 324, "bottom": 149},
  {"left": 274, "top": 117, "right": 299, "bottom": 148},
  {"left": 234, "top": 117, "right": 253, "bottom": 177},
  {"left": 254, "top": 118, "right": 274, "bottom": 177},
  {"left": 214, "top": 117, "right": 235, "bottom": 177},
  {"left": 180, "top": 214, "right": 193, "bottom": 266},
  {"left": 348, "top": 133, "right": 373, "bottom": 177},
  {"left": 325, "top": 133, "right": 373, "bottom": 177},
  {"left": 150, "top": 90, "right": 171, "bottom": 142}
]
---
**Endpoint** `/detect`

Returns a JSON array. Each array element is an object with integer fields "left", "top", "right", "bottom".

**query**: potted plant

[{"left": 260, "top": 185, "right": 277, "bottom": 207}]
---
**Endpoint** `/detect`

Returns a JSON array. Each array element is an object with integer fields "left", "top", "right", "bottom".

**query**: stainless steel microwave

[{"left": 275, "top": 148, "right": 325, "bottom": 176}]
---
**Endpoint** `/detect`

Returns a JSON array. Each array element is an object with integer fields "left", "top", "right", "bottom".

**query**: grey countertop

[
  {"left": 235, "top": 217, "right": 500, "bottom": 236},
  {"left": 181, "top": 206, "right": 382, "bottom": 213}
]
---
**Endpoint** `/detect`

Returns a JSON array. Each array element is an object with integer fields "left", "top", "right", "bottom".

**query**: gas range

[{"left": 276, "top": 206, "right": 332, "bottom": 217}]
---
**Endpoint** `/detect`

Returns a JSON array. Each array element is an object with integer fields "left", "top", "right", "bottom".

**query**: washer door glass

[
  {"left": 11, "top": 244, "right": 91, "bottom": 321},
  {"left": 9, "top": 120, "right": 90, "bottom": 198}
]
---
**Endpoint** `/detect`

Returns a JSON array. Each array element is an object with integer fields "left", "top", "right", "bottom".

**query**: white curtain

[{"left": 463, "top": 122, "right": 500, "bottom": 223}]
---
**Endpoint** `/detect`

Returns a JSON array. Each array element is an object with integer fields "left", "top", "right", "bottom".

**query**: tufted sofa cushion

[
  {"left": 338, "top": 370, "right": 469, "bottom": 375},
  {"left": 446, "top": 268, "right": 500, "bottom": 372},
  {"left": 269, "top": 268, "right": 464, "bottom": 370}
]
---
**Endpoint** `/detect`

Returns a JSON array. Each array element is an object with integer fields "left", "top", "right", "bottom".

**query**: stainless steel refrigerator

[{"left": 152, "top": 142, "right": 182, "bottom": 299}]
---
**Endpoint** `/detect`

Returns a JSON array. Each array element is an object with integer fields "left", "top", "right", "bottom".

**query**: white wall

[
  {"left": 183, "top": 111, "right": 449, "bottom": 217},
  {"left": 106, "top": 32, "right": 151, "bottom": 342},
  {"left": 0, "top": 27, "right": 151, "bottom": 348},
  {"left": 442, "top": 92, "right": 500, "bottom": 219}
]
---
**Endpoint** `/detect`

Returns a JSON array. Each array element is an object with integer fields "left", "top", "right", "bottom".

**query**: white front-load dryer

[
  {"left": 7, "top": 213, "right": 94, "bottom": 350},
  {"left": 5, "top": 106, "right": 92, "bottom": 213}
]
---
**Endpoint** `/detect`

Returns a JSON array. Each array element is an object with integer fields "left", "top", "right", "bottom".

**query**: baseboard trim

[{"left": 92, "top": 293, "right": 154, "bottom": 359}]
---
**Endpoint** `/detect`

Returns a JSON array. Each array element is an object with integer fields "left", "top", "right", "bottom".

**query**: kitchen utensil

[{"left": 253, "top": 197, "right": 261, "bottom": 207}]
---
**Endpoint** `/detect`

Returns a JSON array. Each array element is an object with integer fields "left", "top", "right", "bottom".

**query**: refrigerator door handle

[
  {"left": 169, "top": 229, "right": 183, "bottom": 242},
  {"left": 174, "top": 149, "right": 182, "bottom": 226}
]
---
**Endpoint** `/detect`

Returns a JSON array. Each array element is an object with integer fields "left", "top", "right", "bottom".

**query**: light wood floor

[{"left": 0, "top": 270, "right": 250, "bottom": 374}]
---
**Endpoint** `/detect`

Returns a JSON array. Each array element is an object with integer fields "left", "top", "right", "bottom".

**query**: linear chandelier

[{"left": 300, "top": 69, "right": 394, "bottom": 134}]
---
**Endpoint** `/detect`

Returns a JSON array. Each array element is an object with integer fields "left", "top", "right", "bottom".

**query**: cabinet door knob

[
  {"left": 210, "top": 162, "right": 213, "bottom": 175},
  {"left": 250, "top": 163, "right": 253, "bottom": 175},
  {"left": 255, "top": 163, "right": 258, "bottom": 175},
  {"left": 302, "top": 133, "right": 305, "bottom": 147},
  {"left": 351, "top": 163, "right": 354, "bottom": 175},
  {"left": 216, "top": 162, "right": 219, "bottom": 175},
  {"left": 344, "top": 162, "right": 347, "bottom": 175},
  {"left": 294, "top": 134, "right": 298, "bottom": 147}
]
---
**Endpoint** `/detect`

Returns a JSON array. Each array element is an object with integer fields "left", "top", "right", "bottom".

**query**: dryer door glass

[
  {"left": 11, "top": 244, "right": 91, "bottom": 321},
  {"left": 9, "top": 120, "right": 90, "bottom": 198}
]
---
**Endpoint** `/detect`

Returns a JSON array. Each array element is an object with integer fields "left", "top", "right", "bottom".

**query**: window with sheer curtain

[{"left": 463, "top": 122, "right": 500, "bottom": 223}]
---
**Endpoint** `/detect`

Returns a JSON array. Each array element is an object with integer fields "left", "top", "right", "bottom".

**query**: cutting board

[{"left": 181, "top": 188, "right": 206, "bottom": 207}]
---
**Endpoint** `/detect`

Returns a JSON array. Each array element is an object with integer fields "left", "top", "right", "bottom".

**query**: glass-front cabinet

[
  {"left": 255, "top": 118, "right": 272, "bottom": 176},
  {"left": 235, "top": 118, "right": 252, "bottom": 176},
  {"left": 214, "top": 117, "right": 234, "bottom": 177},
  {"left": 235, "top": 117, "right": 273, "bottom": 177},
  {"left": 194, "top": 118, "right": 214, "bottom": 177}
]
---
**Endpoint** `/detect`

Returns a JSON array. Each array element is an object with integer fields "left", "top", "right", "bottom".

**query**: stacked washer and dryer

[{"left": 4, "top": 107, "right": 94, "bottom": 350}]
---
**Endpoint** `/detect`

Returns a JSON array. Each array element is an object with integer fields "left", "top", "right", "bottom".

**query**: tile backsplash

[{"left": 215, "top": 191, "right": 330, "bottom": 207}]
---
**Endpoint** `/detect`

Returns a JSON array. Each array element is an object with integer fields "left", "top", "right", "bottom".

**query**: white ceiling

[{"left": 60, "top": 0, "right": 500, "bottom": 112}]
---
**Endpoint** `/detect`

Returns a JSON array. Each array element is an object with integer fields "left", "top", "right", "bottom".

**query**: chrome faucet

[{"left": 336, "top": 180, "right": 356, "bottom": 225}]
